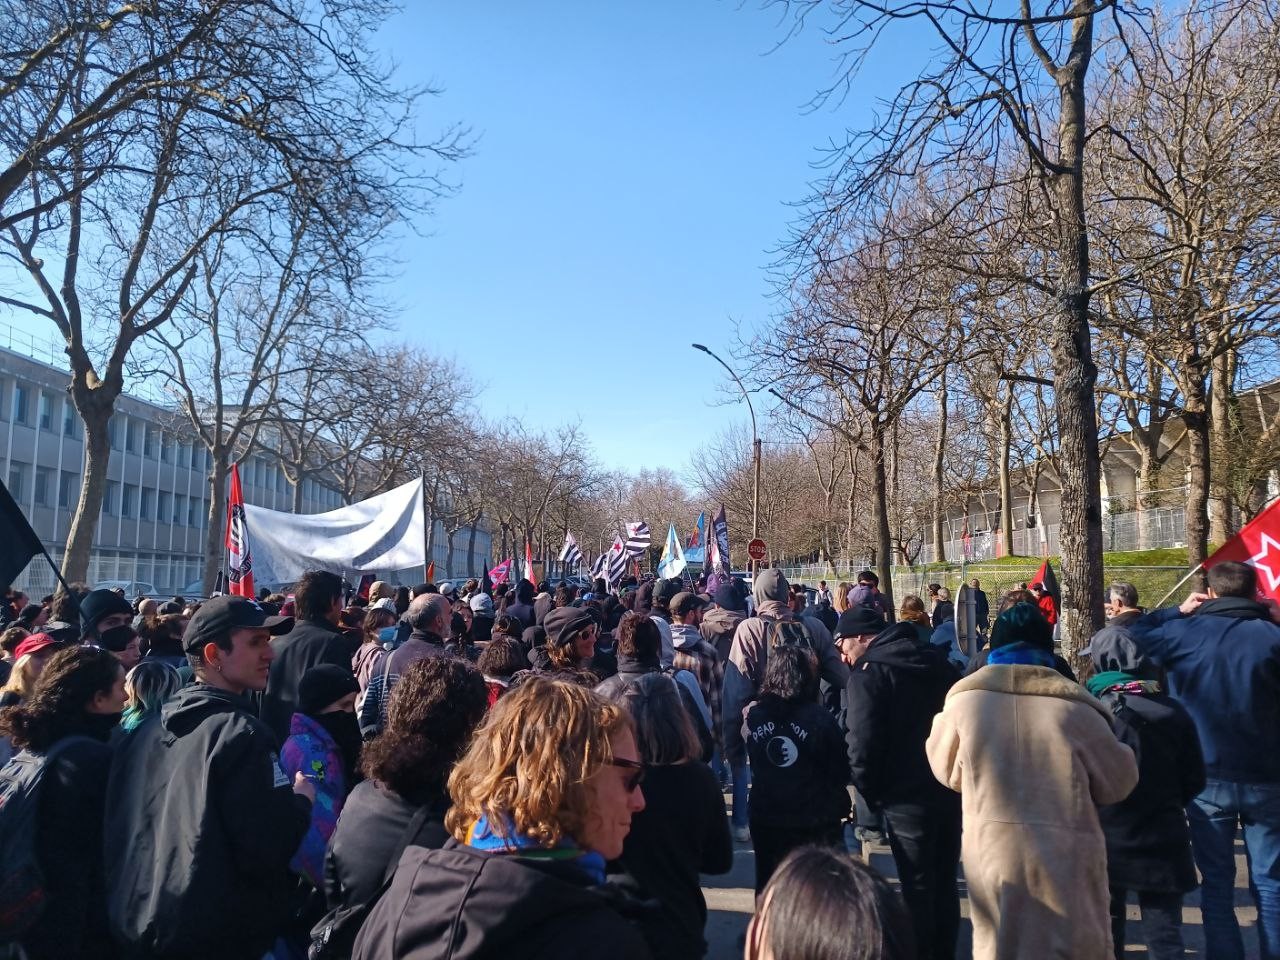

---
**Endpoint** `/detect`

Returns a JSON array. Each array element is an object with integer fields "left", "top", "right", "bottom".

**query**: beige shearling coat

[{"left": 926, "top": 664, "right": 1139, "bottom": 960}]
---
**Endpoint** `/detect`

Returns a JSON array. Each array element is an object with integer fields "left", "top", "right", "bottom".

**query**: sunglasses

[{"left": 610, "top": 756, "right": 646, "bottom": 793}]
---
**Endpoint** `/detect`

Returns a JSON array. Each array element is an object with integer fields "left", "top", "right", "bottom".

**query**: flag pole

[{"left": 1154, "top": 563, "right": 1206, "bottom": 610}]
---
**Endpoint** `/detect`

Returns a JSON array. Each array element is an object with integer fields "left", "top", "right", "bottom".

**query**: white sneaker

[{"left": 733, "top": 825, "right": 750, "bottom": 843}]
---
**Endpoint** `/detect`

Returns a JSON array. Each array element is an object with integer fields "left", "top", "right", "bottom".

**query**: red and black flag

[
  {"left": 225, "top": 464, "right": 255, "bottom": 598},
  {"left": 1029, "top": 559, "right": 1060, "bottom": 625}
]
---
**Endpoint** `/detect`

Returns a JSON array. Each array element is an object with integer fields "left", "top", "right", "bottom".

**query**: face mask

[{"left": 97, "top": 624, "right": 138, "bottom": 653}]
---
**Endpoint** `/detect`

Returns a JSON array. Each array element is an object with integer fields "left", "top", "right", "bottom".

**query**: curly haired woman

[{"left": 353, "top": 676, "right": 650, "bottom": 960}]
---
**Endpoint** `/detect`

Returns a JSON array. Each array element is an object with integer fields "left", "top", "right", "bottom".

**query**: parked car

[{"left": 93, "top": 579, "right": 158, "bottom": 597}]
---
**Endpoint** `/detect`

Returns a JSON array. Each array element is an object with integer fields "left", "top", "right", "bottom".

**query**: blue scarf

[
  {"left": 465, "top": 813, "right": 607, "bottom": 885},
  {"left": 986, "top": 642, "right": 1056, "bottom": 668}
]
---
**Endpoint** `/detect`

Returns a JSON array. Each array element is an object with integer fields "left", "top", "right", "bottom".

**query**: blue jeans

[
  {"left": 730, "top": 755, "right": 750, "bottom": 828},
  {"left": 1187, "top": 779, "right": 1280, "bottom": 960}
]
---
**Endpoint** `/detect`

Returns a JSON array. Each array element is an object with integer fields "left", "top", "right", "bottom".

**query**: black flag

[{"left": 0, "top": 476, "right": 44, "bottom": 588}]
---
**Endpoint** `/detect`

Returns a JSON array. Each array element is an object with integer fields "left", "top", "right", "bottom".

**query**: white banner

[{"left": 242, "top": 477, "right": 425, "bottom": 585}]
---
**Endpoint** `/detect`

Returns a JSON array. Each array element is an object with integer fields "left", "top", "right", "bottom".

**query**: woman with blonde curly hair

[{"left": 353, "top": 676, "right": 650, "bottom": 960}]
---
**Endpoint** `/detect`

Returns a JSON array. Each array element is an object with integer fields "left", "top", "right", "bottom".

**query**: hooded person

[
  {"left": 80, "top": 587, "right": 142, "bottom": 671},
  {"left": 506, "top": 580, "right": 537, "bottom": 631},
  {"left": 468, "top": 592, "right": 496, "bottom": 644},
  {"left": 280, "top": 665, "right": 362, "bottom": 889},
  {"left": 533, "top": 581, "right": 555, "bottom": 626},
  {"left": 925, "top": 602, "right": 1139, "bottom": 960},
  {"left": 104, "top": 595, "right": 314, "bottom": 960},
  {"left": 700, "top": 584, "right": 748, "bottom": 663},
  {"left": 841, "top": 606, "right": 962, "bottom": 960},
  {"left": 721, "top": 568, "right": 848, "bottom": 839},
  {"left": 1084, "top": 624, "right": 1205, "bottom": 960}
]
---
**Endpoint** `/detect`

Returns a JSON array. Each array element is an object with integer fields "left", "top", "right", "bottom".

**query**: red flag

[
  {"left": 525, "top": 541, "right": 536, "bottom": 585},
  {"left": 1206, "top": 497, "right": 1280, "bottom": 601},
  {"left": 225, "top": 464, "right": 255, "bottom": 598},
  {"left": 426, "top": 561, "right": 435, "bottom": 583},
  {"left": 1029, "top": 559, "right": 1059, "bottom": 625}
]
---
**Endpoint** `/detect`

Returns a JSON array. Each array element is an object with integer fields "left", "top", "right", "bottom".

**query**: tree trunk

[
  {"left": 202, "top": 458, "right": 230, "bottom": 594},
  {"left": 846, "top": 446, "right": 860, "bottom": 569},
  {"left": 997, "top": 390, "right": 1015, "bottom": 557},
  {"left": 1051, "top": 16, "right": 1106, "bottom": 668},
  {"left": 870, "top": 421, "right": 895, "bottom": 621},
  {"left": 1135, "top": 451, "right": 1161, "bottom": 551},
  {"left": 1182, "top": 368, "right": 1211, "bottom": 571},
  {"left": 1209, "top": 347, "right": 1237, "bottom": 544},
  {"left": 931, "top": 373, "right": 948, "bottom": 563},
  {"left": 291, "top": 476, "right": 304, "bottom": 514},
  {"left": 467, "top": 512, "right": 480, "bottom": 576},
  {"left": 62, "top": 390, "right": 114, "bottom": 582}
]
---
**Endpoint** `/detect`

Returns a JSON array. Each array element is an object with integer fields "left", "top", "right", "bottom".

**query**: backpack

[
  {"left": 764, "top": 615, "right": 816, "bottom": 652},
  {"left": 308, "top": 803, "right": 435, "bottom": 959},
  {"left": 0, "top": 735, "right": 95, "bottom": 941}
]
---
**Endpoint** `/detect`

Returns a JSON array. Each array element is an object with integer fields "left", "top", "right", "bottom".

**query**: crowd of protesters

[{"left": 0, "top": 556, "right": 1278, "bottom": 960}]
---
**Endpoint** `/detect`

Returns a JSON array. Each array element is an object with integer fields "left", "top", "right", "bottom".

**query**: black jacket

[
  {"left": 324, "top": 779, "right": 451, "bottom": 911},
  {"left": 506, "top": 601, "right": 536, "bottom": 631},
  {"left": 595, "top": 654, "right": 713, "bottom": 761},
  {"left": 745, "top": 697, "right": 851, "bottom": 828},
  {"left": 352, "top": 839, "right": 652, "bottom": 960},
  {"left": 845, "top": 622, "right": 959, "bottom": 807},
  {"left": 262, "top": 618, "right": 359, "bottom": 743},
  {"left": 104, "top": 685, "right": 312, "bottom": 960},
  {"left": 609, "top": 763, "right": 732, "bottom": 960},
  {"left": 1096, "top": 686, "right": 1205, "bottom": 892},
  {"left": 24, "top": 726, "right": 116, "bottom": 960}
]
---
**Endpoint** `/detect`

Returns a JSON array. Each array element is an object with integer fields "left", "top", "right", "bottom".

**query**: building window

[
  {"left": 108, "top": 415, "right": 120, "bottom": 450},
  {"left": 159, "top": 436, "right": 170, "bottom": 462},
  {"left": 103, "top": 481, "right": 118, "bottom": 515},
  {"left": 34, "top": 467, "right": 51, "bottom": 506},
  {"left": 8, "top": 461, "right": 27, "bottom": 500},
  {"left": 157, "top": 490, "right": 171, "bottom": 523},
  {"left": 14, "top": 384, "right": 30, "bottom": 425},
  {"left": 144, "top": 425, "right": 157, "bottom": 458},
  {"left": 122, "top": 483, "right": 137, "bottom": 519},
  {"left": 39, "top": 392, "right": 54, "bottom": 431},
  {"left": 173, "top": 494, "right": 184, "bottom": 524},
  {"left": 126, "top": 418, "right": 140, "bottom": 454},
  {"left": 62, "top": 402, "right": 77, "bottom": 438},
  {"left": 187, "top": 498, "right": 197, "bottom": 527},
  {"left": 58, "top": 471, "right": 77, "bottom": 509},
  {"left": 140, "top": 487, "right": 153, "bottom": 521}
]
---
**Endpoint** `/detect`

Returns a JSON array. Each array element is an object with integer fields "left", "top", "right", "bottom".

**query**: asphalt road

[{"left": 701, "top": 809, "right": 1257, "bottom": 959}]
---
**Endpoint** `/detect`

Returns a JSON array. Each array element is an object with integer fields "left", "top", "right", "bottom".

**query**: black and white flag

[
  {"left": 606, "top": 535, "right": 628, "bottom": 584},
  {"left": 624, "top": 520, "right": 650, "bottom": 558},
  {"left": 558, "top": 532, "right": 583, "bottom": 570},
  {"left": 589, "top": 551, "right": 608, "bottom": 581}
]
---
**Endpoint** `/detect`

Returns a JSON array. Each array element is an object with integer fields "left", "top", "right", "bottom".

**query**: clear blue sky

[
  {"left": 374, "top": 1, "right": 917, "bottom": 474},
  {"left": 2, "top": 2, "right": 923, "bottom": 475}
]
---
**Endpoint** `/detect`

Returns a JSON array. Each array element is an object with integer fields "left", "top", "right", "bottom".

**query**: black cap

[
  {"left": 835, "top": 607, "right": 888, "bottom": 639},
  {"left": 653, "top": 578, "right": 682, "bottom": 606},
  {"left": 182, "top": 595, "right": 294, "bottom": 653},
  {"left": 713, "top": 583, "right": 745, "bottom": 612}
]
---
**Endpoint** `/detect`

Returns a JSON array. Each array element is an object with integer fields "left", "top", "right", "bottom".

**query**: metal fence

[
  {"left": 776, "top": 563, "right": 1190, "bottom": 611},
  {"left": 922, "top": 503, "right": 1188, "bottom": 564}
]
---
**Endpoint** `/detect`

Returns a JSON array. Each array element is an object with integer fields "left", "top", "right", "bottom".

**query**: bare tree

[{"left": 0, "top": 0, "right": 465, "bottom": 580}]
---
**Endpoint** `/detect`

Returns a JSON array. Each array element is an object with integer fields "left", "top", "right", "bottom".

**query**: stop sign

[{"left": 747, "top": 538, "right": 767, "bottom": 561}]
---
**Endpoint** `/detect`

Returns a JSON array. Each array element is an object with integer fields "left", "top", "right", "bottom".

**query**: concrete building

[{"left": 0, "top": 331, "right": 489, "bottom": 595}]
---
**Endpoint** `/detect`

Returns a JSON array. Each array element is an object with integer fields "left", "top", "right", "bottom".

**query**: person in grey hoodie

[{"left": 722, "top": 568, "right": 848, "bottom": 839}]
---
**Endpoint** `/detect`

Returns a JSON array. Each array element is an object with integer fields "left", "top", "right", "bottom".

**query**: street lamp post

[{"left": 692, "top": 343, "right": 761, "bottom": 568}]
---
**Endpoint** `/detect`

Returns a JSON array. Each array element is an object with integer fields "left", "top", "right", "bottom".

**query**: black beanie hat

[
  {"left": 297, "top": 664, "right": 360, "bottom": 715},
  {"left": 835, "top": 606, "right": 888, "bottom": 639},
  {"left": 543, "top": 606, "right": 595, "bottom": 647},
  {"left": 79, "top": 588, "right": 133, "bottom": 638}
]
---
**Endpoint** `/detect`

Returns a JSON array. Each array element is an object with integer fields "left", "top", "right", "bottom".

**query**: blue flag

[
  {"left": 684, "top": 511, "right": 706, "bottom": 564},
  {"left": 657, "top": 523, "right": 687, "bottom": 580}
]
